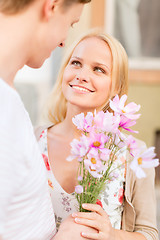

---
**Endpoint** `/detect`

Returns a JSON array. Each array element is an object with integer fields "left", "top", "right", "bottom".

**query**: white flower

[{"left": 130, "top": 147, "right": 159, "bottom": 178}]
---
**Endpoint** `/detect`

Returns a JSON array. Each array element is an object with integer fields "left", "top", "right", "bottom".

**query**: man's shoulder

[
  {"left": 0, "top": 79, "right": 31, "bottom": 147},
  {"left": 0, "top": 79, "right": 25, "bottom": 126},
  {"left": 0, "top": 78, "right": 21, "bottom": 111}
]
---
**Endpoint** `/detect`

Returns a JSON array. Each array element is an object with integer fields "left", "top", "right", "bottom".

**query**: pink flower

[
  {"left": 77, "top": 176, "right": 83, "bottom": 181},
  {"left": 109, "top": 171, "right": 119, "bottom": 180},
  {"left": 100, "top": 148, "right": 111, "bottom": 162},
  {"left": 84, "top": 149, "right": 104, "bottom": 178},
  {"left": 94, "top": 110, "right": 106, "bottom": 129},
  {"left": 125, "top": 135, "right": 138, "bottom": 156},
  {"left": 87, "top": 147, "right": 99, "bottom": 158},
  {"left": 72, "top": 112, "right": 93, "bottom": 132},
  {"left": 110, "top": 95, "right": 141, "bottom": 120},
  {"left": 102, "top": 111, "right": 120, "bottom": 133},
  {"left": 66, "top": 135, "right": 90, "bottom": 162},
  {"left": 75, "top": 185, "right": 83, "bottom": 194},
  {"left": 119, "top": 115, "right": 138, "bottom": 133},
  {"left": 89, "top": 132, "right": 109, "bottom": 150},
  {"left": 130, "top": 147, "right": 159, "bottom": 178},
  {"left": 113, "top": 133, "right": 126, "bottom": 149},
  {"left": 94, "top": 110, "right": 120, "bottom": 133}
]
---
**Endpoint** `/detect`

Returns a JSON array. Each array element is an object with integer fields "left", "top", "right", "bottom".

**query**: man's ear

[{"left": 43, "top": 0, "right": 59, "bottom": 20}]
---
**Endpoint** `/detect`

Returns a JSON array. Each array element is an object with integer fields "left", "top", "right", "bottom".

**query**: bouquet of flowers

[{"left": 67, "top": 95, "right": 159, "bottom": 212}]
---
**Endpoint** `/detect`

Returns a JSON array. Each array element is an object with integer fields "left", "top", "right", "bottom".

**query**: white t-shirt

[{"left": 0, "top": 78, "right": 56, "bottom": 240}]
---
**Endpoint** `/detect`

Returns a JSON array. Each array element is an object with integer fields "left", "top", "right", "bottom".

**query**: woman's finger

[
  {"left": 74, "top": 218, "right": 102, "bottom": 231},
  {"left": 82, "top": 203, "right": 108, "bottom": 218},
  {"left": 81, "top": 231, "right": 100, "bottom": 240},
  {"left": 72, "top": 211, "right": 100, "bottom": 221}
]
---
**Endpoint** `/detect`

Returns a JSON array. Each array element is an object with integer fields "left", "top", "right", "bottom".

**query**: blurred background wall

[{"left": 14, "top": 0, "right": 160, "bottom": 235}]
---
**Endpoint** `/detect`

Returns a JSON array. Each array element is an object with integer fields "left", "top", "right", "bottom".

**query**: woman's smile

[{"left": 69, "top": 84, "right": 95, "bottom": 94}]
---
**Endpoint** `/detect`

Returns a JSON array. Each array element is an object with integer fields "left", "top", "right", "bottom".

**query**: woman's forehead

[{"left": 70, "top": 37, "right": 112, "bottom": 66}]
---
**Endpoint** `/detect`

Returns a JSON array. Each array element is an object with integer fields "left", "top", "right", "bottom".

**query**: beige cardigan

[
  {"left": 35, "top": 125, "right": 159, "bottom": 240},
  {"left": 122, "top": 139, "right": 158, "bottom": 240}
]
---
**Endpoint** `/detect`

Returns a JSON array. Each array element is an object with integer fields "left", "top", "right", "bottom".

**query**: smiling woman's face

[{"left": 62, "top": 37, "right": 112, "bottom": 112}]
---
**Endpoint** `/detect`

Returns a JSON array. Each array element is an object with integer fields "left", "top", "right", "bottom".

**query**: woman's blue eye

[
  {"left": 94, "top": 67, "right": 106, "bottom": 74},
  {"left": 71, "top": 60, "right": 81, "bottom": 66}
]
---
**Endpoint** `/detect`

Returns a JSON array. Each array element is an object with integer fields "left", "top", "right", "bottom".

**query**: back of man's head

[{"left": 0, "top": 0, "right": 91, "bottom": 15}]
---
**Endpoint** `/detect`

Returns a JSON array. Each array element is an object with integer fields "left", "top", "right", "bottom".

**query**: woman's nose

[
  {"left": 76, "top": 68, "right": 90, "bottom": 83},
  {"left": 76, "top": 76, "right": 88, "bottom": 83}
]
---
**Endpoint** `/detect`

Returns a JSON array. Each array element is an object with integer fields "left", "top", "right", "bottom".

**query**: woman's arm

[
  {"left": 122, "top": 138, "right": 158, "bottom": 240},
  {"left": 124, "top": 167, "right": 158, "bottom": 240},
  {"left": 115, "top": 230, "right": 146, "bottom": 240}
]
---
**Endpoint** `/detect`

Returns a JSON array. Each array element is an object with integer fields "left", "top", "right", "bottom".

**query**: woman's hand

[{"left": 72, "top": 203, "right": 116, "bottom": 240}]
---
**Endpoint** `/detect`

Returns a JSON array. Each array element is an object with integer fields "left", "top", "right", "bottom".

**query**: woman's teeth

[{"left": 72, "top": 86, "right": 91, "bottom": 93}]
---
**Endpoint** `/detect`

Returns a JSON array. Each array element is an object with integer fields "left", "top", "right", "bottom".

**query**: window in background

[{"left": 112, "top": 0, "right": 160, "bottom": 58}]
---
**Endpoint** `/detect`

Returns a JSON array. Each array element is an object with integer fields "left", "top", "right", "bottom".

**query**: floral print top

[{"left": 38, "top": 129, "right": 126, "bottom": 232}]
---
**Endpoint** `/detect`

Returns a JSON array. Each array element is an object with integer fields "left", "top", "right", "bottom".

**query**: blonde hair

[
  {"left": 0, "top": 0, "right": 91, "bottom": 14},
  {"left": 46, "top": 29, "right": 128, "bottom": 124}
]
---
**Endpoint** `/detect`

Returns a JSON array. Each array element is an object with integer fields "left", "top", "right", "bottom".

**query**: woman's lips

[{"left": 69, "top": 84, "right": 94, "bottom": 93}]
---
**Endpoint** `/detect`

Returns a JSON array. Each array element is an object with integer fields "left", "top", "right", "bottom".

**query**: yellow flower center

[
  {"left": 93, "top": 141, "right": 101, "bottom": 147},
  {"left": 138, "top": 157, "right": 142, "bottom": 165},
  {"left": 122, "top": 109, "right": 125, "bottom": 113},
  {"left": 91, "top": 158, "right": 97, "bottom": 164}
]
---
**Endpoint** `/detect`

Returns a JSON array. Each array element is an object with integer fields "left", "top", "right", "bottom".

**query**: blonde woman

[{"left": 36, "top": 30, "right": 158, "bottom": 240}]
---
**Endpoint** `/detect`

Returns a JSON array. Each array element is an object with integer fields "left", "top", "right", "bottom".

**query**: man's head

[
  {"left": 0, "top": 0, "right": 91, "bottom": 15},
  {"left": 0, "top": 0, "right": 91, "bottom": 69}
]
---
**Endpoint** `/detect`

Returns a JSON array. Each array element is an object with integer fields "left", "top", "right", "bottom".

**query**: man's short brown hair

[
  {"left": 62, "top": 0, "right": 91, "bottom": 8},
  {"left": 0, "top": 0, "right": 35, "bottom": 14},
  {"left": 0, "top": 0, "right": 91, "bottom": 15}
]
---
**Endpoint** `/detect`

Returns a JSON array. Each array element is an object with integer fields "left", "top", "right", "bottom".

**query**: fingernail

[
  {"left": 81, "top": 232, "right": 86, "bottom": 237},
  {"left": 72, "top": 213, "right": 78, "bottom": 217},
  {"left": 75, "top": 218, "right": 80, "bottom": 223},
  {"left": 82, "top": 203, "right": 87, "bottom": 208}
]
